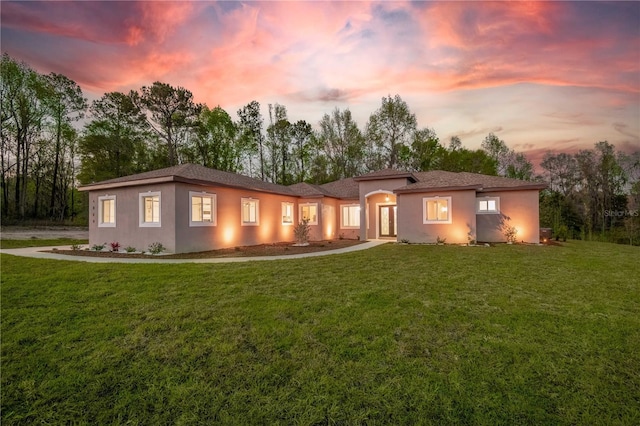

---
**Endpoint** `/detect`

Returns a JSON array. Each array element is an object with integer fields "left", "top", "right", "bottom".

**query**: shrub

[
  {"left": 148, "top": 242, "right": 165, "bottom": 255},
  {"left": 70, "top": 243, "right": 83, "bottom": 251},
  {"left": 91, "top": 243, "right": 106, "bottom": 251},
  {"left": 556, "top": 224, "right": 569, "bottom": 242},
  {"left": 436, "top": 236, "right": 446, "bottom": 244},
  {"left": 125, "top": 246, "right": 137, "bottom": 253},
  {"left": 504, "top": 226, "right": 518, "bottom": 243},
  {"left": 294, "top": 219, "right": 311, "bottom": 245},
  {"left": 500, "top": 215, "right": 518, "bottom": 243},
  {"left": 109, "top": 241, "right": 121, "bottom": 252}
]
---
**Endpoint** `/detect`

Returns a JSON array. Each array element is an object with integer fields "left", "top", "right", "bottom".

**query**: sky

[{"left": 2, "top": 1, "right": 639, "bottom": 167}]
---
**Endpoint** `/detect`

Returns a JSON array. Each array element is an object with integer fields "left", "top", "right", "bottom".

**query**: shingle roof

[
  {"left": 395, "top": 170, "right": 546, "bottom": 193},
  {"left": 353, "top": 168, "right": 417, "bottom": 182},
  {"left": 288, "top": 182, "right": 331, "bottom": 198},
  {"left": 78, "top": 163, "right": 296, "bottom": 196},
  {"left": 320, "top": 177, "right": 359, "bottom": 199},
  {"left": 79, "top": 164, "right": 545, "bottom": 198}
]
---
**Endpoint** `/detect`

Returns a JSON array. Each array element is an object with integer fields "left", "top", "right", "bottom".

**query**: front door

[{"left": 379, "top": 205, "right": 397, "bottom": 238}]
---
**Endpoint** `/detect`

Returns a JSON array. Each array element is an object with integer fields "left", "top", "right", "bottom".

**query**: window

[
  {"left": 477, "top": 197, "right": 500, "bottom": 214},
  {"left": 241, "top": 198, "right": 259, "bottom": 225},
  {"left": 139, "top": 191, "right": 161, "bottom": 227},
  {"left": 341, "top": 204, "right": 360, "bottom": 228},
  {"left": 299, "top": 203, "right": 318, "bottom": 225},
  {"left": 98, "top": 195, "right": 116, "bottom": 227},
  {"left": 282, "top": 202, "right": 294, "bottom": 225},
  {"left": 190, "top": 192, "right": 216, "bottom": 226},
  {"left": 423, "top": 197, "right": 452, "bottom": 224}
]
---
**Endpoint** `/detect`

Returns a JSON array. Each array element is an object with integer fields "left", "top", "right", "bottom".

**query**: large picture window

[
  {"left": 341, "top": 204, "right": 360, "bottom": 228},
  {"left": 139, "top": 191, "right": 161, "bottom": 227},
  {"left": 241, "top": 198, "right": 259, "bottom": 226},
  {"left": 477, "top": 197, "right": 500, "bottom": 214},
  {"left": 282, "top": 202, "right": 294, "bottom": 225},
  {"left": 98, "top": 195, "right": 116, "bottom": 227},
  {"left": 299, "top": 203, "right": 318, "bottom": 225},
  {"left": 423, "top": 197, "right": 452, "bottom": 224},
  {"left": 190, "top": 192, "right": 216, "bottom": 226}
]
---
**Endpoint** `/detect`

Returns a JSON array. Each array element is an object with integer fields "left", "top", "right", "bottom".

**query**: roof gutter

[{"left": 394, "top": 184, "right": 481, "bottom": 194}]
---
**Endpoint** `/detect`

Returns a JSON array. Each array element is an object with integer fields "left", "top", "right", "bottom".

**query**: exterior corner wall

[
  {"left": 297, "top": 197, "right": 324, "bottom": 241},
  {"left": 88, "top": 183, "right": 177, "bottom": 253},
  {"left": 477, "top": 189, "right": 541, "bottom": 243}
]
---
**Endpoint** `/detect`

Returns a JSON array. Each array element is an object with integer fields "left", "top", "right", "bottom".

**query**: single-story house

[{"left": 78, "top": 164, "right": 546, "bottom": 253}]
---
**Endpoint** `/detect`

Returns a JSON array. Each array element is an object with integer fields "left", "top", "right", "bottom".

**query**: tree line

[{"left": 1, "top": 53, "right": 638, "bottom": 244}]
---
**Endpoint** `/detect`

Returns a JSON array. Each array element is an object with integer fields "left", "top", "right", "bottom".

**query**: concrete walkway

[{"left": 0, "top": 241, "right": 388, "bottom": 264}]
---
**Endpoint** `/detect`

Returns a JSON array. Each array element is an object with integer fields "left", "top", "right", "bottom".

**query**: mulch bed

[{"left": 47, "top": 239, "right": 364, "bottom": 259}]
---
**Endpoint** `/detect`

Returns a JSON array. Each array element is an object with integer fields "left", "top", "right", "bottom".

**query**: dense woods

[{"left": 2, "top": 54, "right": 638, "bottom": 244}]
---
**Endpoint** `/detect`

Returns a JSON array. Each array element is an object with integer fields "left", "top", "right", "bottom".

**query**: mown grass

[
  {"left": 1, "top": 241, "right": 638, "bottom": 425},
  {"left": 0, "top": 238, "right": 87, "bottom": 249}
]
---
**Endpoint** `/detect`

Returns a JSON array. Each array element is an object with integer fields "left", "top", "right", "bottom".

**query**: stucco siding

[
  {"left": 476, "top": 190, "right": 540, "bottom": 243},
  {"left": 174, "top": 184, "right": 299, "bottom": 252},
  {"left": 333, "top": 198, "right": 360, "bottom": 240},
  {"left": 358, "top": 178, "right": 409, "bottom": 240},
  {"left": 88, "top": 183, "right": 177, "bottom": 252},
  {"left": 397, "top": 190, "right": 476, "bottom": 244}
]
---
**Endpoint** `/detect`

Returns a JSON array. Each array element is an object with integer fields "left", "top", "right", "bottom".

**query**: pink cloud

[{"left": 1, "top": 1, "right": 637, "bottom": 158}]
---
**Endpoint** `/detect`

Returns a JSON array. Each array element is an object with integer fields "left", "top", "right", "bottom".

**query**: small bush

[
  {"left": 125, "top": 246, "right": 137, "bottom": 253},
  {"left": 70, "top": 243, "right": 83, "bottom": 251},
  {"left": 148, "top": 242, "right": 165, "bottom": 255},
  {"left": 436, "top": 236, "right": 446, "bottom": 244},
  {"left": 91, "top": 243, "right": 106, "bottom": 251},
  {"left": 109, "top": 241, "right": 121, "bottom": 252},
  {"left": 556, "top": 224, "right": 569, "bottom": 242},
  {"left": 504, "top": 226, "right": 518, "bottom": 243},
  {"left": 294, "top": 219, "right": 311, "bottom": 245}
]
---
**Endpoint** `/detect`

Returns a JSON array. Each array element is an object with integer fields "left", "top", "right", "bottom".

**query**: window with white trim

[
  {"left": 98, "top": 195, "right": 116, "bottom": 227},
  {"left": 241, "top": 198, "right": 259, "bottom": 225},
  {"left": 423, "top": 197, "right": 452, "bottom": 224},
  {"left": 299, "top": 203, "right": 318, "bottom": 225},
  {"left": 190, "top": 192, "right": 216, "bottom": 226},
  {"left": 139, "top": 191, "right": 161, "bottom": 227},
  {"left": 477, "top": 197, "right": 500, "bottom": 214},
  {"left": 282, "top": 202, "right": 294, "bottom": 225},
  {"left": 341, "top": 204, "right": 360, "bottom": 228}
]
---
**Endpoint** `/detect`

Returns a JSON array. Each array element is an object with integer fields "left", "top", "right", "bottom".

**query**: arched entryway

[{"left": 364, "top": 190, "right": 397, "bottom": 240}]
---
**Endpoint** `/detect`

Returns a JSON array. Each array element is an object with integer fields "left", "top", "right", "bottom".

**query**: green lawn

[
  {"left": 0, "top": 238, "right": 87, "bottom": 249},
  {"left": 2, "top": 241, "right": 638, "bottom": 425}
]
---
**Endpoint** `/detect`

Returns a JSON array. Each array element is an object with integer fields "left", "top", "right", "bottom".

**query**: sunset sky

[{"left": 2, "top": 1, "right": 639, "bottom": 166}]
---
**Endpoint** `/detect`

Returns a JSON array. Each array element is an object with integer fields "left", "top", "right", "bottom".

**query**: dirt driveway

[{"left": 0, "top": 226, "right": 88, "bottom": 240}]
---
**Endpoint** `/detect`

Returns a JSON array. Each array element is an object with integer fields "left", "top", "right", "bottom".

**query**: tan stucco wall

[
  {"left": 174, "top": 184, "right": 299, "bottom": 253},
  {"left": 397, "top": 190, "right": 477, "bottom": 244},
  {"left": 365, "top": 193, "right": 398, "bottom": 239},
  {"left": 331, "top": 198, "right": 360, "bottom": 240},
  {"left": 358, "top": 178, "right": 410, "bottom": 240},
  {"left": 295, "top": 197, "right": 324, "bottom": 241},
  {"left": 87, "top": 184, "right": 362, "bottom": 253},
  {"left": 476, "top": 190, "right": 540, "bottom": 243},
  {"left": 88, "top": 183, "right": 178, "bottom": 252}
]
